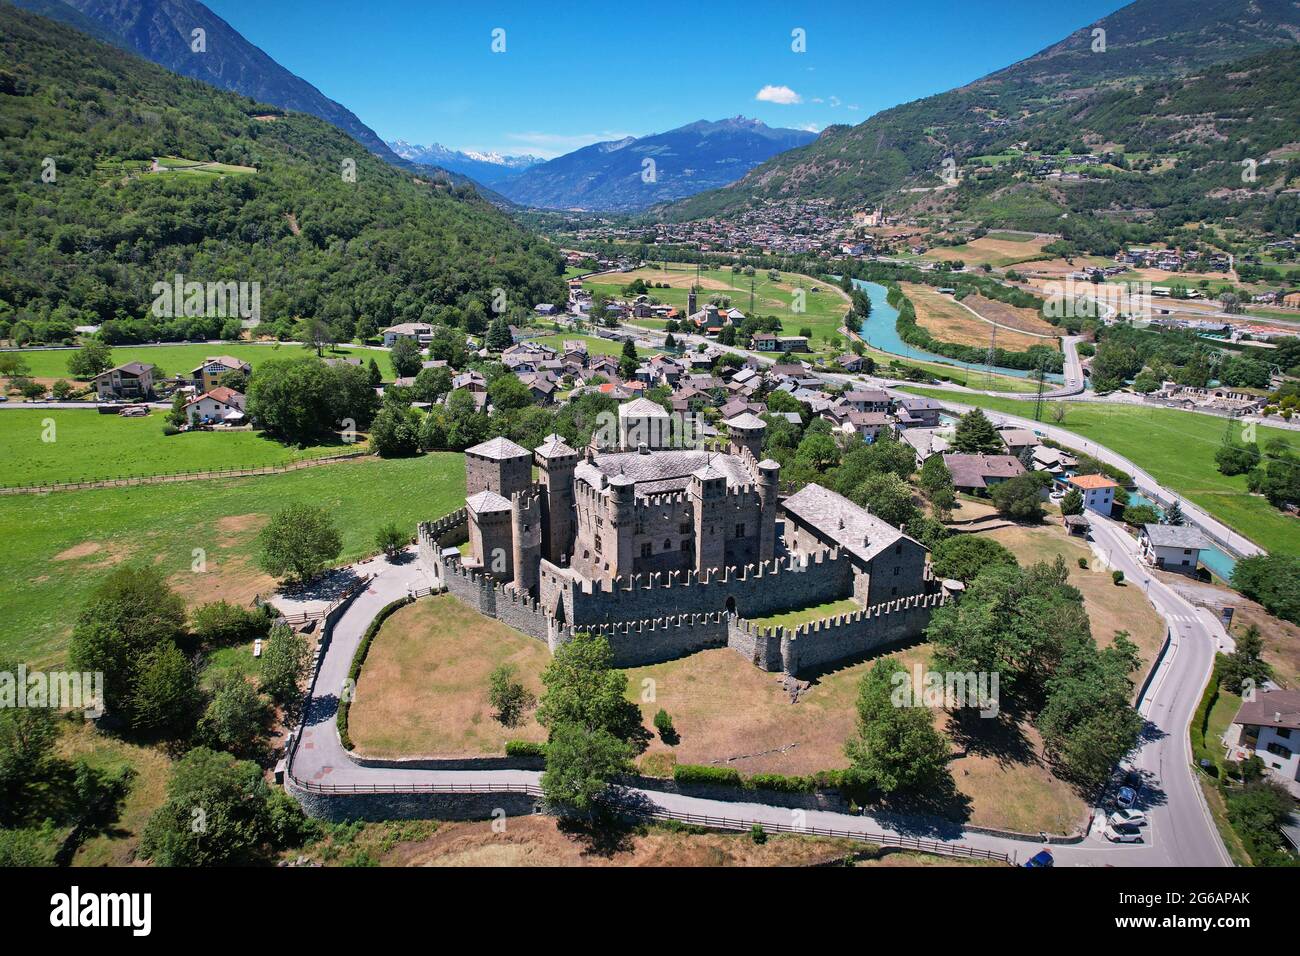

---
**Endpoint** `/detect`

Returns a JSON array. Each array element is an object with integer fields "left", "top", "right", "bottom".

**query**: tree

[
  {"left": 259, "top": 623, "right": 311, "bottom": 709},
  {"left": 66, "top": 340, "right": 112, "bottom": 378},
  {"left": 191, "top": 600, "right": 270, "bottom": 647},
  {"left": 245, "top": 357, "right": 336, "bottom": 445},
  {"left": 140, "top": 748, "right": 303, "bottom": 866},
  {"left": 537, "top": 632, "right": 646, "bottom": 748},
  {"left": 197, "top": 675, "right": 270, "bottom": 758},
  {"left": 367, "top": 358, "right": 383, "bottom": 388},
  {"left": 1231, "top": 555, "right": 1300, "bottom": 626},
  {"left": 488, "top": 373, "right": 531, "bottom": 411},
  {"left": 0, "top": 691, "right": 57, "bottom": 824},
  {"left": 991, "top": 471, "right": 1049, "bottom": 522},
  {"left": 918, "top": 455, "right": 956, "bottom": 518},
  {"left": 68, "top": 565, "right": 188, "bottom": 730},
  {"left": 619, "top": 339, "right": 639, "bottom": 380},
  {"left": 540, "top": 721, "right": 633, "bottom": 811},
  {"left": 1164, "top": 498, "right": 1185, "bottom": 526},
  {"left": 1215, "top": 438, "right": 1260, "bottom": 476},
  {"left": 488, "top": 663, "right": 535, "bottom": 727},
  {"left": 412, "top": 365, "right": 451, "bottom": 403},
  {"left": 844, "top": 657, "right": 952, "bottom": 795},
  {"left": 851, "top": 472, "right": 918, "bottom": 528},
  {"left": 374, "top": 521, "right": 407, "bottom": 559},
  {"left": 131, "top": 642, "right": 200, "bottom": 738},
  {"left": 952, "top": 407, "right": 1002, "bottom": 453},
  {"left": 167, "top": 391, "right": 188, "bottom": 428},
  {"left": 930, "top": 535, "right": 1017, "bottom": 582},
  {"left": 390, "top": 336, "right": 422, "bottom": 378},
  {"left": 369, "top": 405, "right": 419, "bottom": 457},
  {"left": 1060, "top": 487, "right": 1084, "bottom": 516},
  {"left": 1219, "top": 626, "right": 1273, "bottom": 695},
  {"left": 256, "top": 504, "right": 342, "bottom": 584},
  {"left": 486, "top": 314, "right": 512, "bottom": 351}
]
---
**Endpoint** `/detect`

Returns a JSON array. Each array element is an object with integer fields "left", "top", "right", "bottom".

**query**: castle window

[
  {"left": 595, "top": 536, "right": 602, "bottom": 554},
  {"left": 893, "top": 567, "right": 899, "bottom": 576},
  {"left": 641, "top": 543, "right": 652, "bottom": 558},
  {"left": 680, "top": 540, "right": 690, "bottom": 551},
  {"left": 895, "top": 543, "right": 902, "bottom": 555},
  {"left": 663, "top": 539, "right": 671, "bottom": 552},
  {"left": 735, "top": 523, "right": 745, "bottom": 539},
  {"left": 679, "top": 522, "right": 691, "bottom": 534}
]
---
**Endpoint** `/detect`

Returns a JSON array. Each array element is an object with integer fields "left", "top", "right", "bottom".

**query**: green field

[
  {"left": 900, "top": 388, "right": 1300, "bottom": 555},
  {"left": 155, "top": 155, "right": 257, "bottom": 176},
  {"left": 0, "top": 453, "right": 466, "bottom": 667},
  {"left": 528, "top": 332, "right": 662, "bottom": 358},
  {"left": 583, "top": 263, "right": 852, "bottom": 354},
  {"left": 0, "top": 409, "right": 351, "bottom": 486},
  {"left": 7, "top": 342, "right": 395, "bottom": 382}
]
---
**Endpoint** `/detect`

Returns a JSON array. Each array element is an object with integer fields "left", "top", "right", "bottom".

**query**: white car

[
  {"left": 1104, "top": 825, "right": 1143, "bottom": 843},
  {"left": 1109, "top": 809, "right": 1147, "bottom": 828}
]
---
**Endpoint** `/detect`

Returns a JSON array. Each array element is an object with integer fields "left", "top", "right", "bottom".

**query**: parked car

[
  {"left": 1109, "top": 809, "right": 1147, "bottom": 828},
  {"left": 1104, "top": 825, "right": 1143, "bottom": 843},
  {"left": 1023, "top": 849, "right": 1054, "bottom": 867},
  {"left": 1115, "top": 786, "right": 1138, "bottom": 809}
]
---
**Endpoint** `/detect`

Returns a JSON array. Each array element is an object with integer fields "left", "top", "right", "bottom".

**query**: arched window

[{"left": 663, "top": 539, "right": 672, "bottom": 551}]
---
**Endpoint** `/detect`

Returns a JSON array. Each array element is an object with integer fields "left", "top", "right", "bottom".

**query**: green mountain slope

[
  {"left": 662, "top": 0, "right": 1300, "bottom": 229},
  {"left": 0, "top": 4, "right": 564, "bottom": 340}
]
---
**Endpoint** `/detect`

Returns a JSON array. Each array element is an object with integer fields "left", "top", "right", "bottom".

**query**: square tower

[{"left": 465, "top": 436, "right": 533, "bottom": 498}]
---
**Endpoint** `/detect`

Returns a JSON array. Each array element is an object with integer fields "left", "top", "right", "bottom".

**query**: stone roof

[
  {"left": 1141, "top": 523, "right": 1209, "bottom": 550},
  {"left": 618, "top": 397, "right": 669, "bottom": 418},
  {"left": 692, "top": 463, "right": 727, "bottom": 481},
  {"left": 724, "top": 412, "right": 767, "bottom": 430},
  {"left": 465, "top": 436, "right": 531, "bottom": 461},
  {"left": 534, "top": 433, "right": 577, "bottom": 459},
  {"left": 942, "top": 453, "right": 1025, "bottom": 489},
  {"left": 782, "top": 483, "right": 919, "bottom": 564},
  {"left": 466, "top": 490, "right": 512, "bottom": 514},
  {"left": 578, "top": 449, "right": 753, "bottom": 495}
]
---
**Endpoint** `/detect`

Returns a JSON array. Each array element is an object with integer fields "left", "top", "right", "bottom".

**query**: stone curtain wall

[
  {"left": 728, "top": 592, "right": 947, "bottom": 676},
  {"left": 417, "top": 511, "right": 468, "bottom": 571},
  {"left": 541, "top": 548, "right": 854, "bottom": 627},
  {"left": 558, "top": 612, "right": 730, "bottom": 667}
]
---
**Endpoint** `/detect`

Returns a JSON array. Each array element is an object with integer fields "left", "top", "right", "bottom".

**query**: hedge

[
  {"left": 505, "top": 740, "right": 546, "bottom": 758},
  {"left": 673, "top": 765, "right": 850, "bottom": 794},
  {"left": 336, "top": 595, "right": 413, "bottom": 751},
  {"left": 1189, "top": 654, "right": 1228, "bottom": 777},
  {"left": 673, "top": 764, "right": 744, "bottom": 788}
]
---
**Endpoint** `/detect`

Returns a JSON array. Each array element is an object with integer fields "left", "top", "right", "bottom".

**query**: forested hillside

[
  {"left": 0, "top": 5, "right": 565, "bottom": 344},
  {"left": 662, "top": 0, "right": 1300, "bottom": 242}
]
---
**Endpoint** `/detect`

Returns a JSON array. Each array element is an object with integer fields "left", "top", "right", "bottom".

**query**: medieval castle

[{"left": 419, "top": 398, "right": 945, "bottom": 676}]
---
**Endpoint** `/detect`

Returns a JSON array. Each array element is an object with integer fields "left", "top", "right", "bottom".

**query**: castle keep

[{"left": 422, "top": 398, "right": 943, "bottom": 676}]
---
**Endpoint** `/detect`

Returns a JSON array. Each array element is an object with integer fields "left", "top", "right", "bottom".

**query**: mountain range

[
  {"left": 386, "top": 140, "right": 543, "bottom": 184},
  {"left": 493, "top": 117, "right": 818, "bottom": 211},
  {"left": 662, "top": 0, "right": 1300, "bottom": 227}
]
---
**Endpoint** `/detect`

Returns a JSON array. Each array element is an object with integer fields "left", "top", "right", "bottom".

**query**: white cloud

[
  {"left": 829, "top": 95, "right": 841, "bottom": 108},
  {"left": 847, "top": 104, "right": 860, "bottom": 111},
  {"left": 810, "top": 97, "right": 824, "bottom": 104},
  {"left": 796, "top": 123, "right": 821, "bottom": 133},
  {"left": 755, "top": 85, "right": 802, "bottom": 105}
]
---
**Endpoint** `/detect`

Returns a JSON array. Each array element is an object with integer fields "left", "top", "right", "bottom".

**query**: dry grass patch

[
  {"left": 347, "top": 594, "right": 549, "bottom": 757},
  {"left": 902, "top": 282, "right": 1048, "bottom": 351},
  {"left": 964, "top": 293, "right": 1060, "bottom": 338}
]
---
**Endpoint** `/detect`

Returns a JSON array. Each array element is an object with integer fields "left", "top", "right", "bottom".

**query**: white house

[
  {"left": 1066, "top": 473, "right": 1118, "bottom": 516},
  {"left": 381, "top": 322, "right": 434, "bottom": 347},
  {"left": 184, "top": 386, "right": 246, "bottom": 425},
  {"left": 1139, "top": 523, "right": 1208, "bottom": 574},
  {"left": 1226, "top": 688, "right": 1300, "bottom": 796}
]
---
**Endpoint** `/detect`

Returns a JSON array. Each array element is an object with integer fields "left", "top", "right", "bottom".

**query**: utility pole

[
  {"left": 984, "top": 323, "right": 998, "bottom": 390},
  {"left": 1033, "top": 355, "right": 1047, "bottom": 422},
  {"left": 750, "top": 274, "right": 755, "bottom": 314}
]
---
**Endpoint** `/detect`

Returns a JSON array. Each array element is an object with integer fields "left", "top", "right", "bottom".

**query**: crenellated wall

[
  {"left": 551, "top": 611, "right": 729, "bottom": 667},
  {"left": 726, "top": 592, "right": 947, "bottom": 676}
]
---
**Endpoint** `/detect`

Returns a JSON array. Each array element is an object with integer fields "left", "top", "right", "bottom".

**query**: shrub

[
  {"left": 162, "top": 424, "right": 180, "bottom": 436},
  {"left": 504, "top": 740, "right": 546, "bottom": 759},
  {"left": 749, "top": 822, "right": 767, "bottom": 845},
  {"left": 488, "top": 664, "right": 535, "bottom": 728},
  {"left": 1112, "top": 570, "right": 1125, "bottom": 585},
  {"left": 1077, "top": 557, "right": 1088, "bottom": 569},
  {"left": 673, "top": 764, "right": 743, "bottom": 788},
  {"left": 653, "top": 708, "right": 674, "bottom": 739},
  {"left": 191, "top": 600, "right": 272, "bottom": 646}
]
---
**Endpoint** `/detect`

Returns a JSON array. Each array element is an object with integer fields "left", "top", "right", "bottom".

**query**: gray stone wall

[
  {"left": 781, "top": 592, "right": 945, "bottom": 675},
  {"left": 289, "top": 781, "right": 540, "bottom": 822},
  {"left": 555, "top": 612, "right": 729, "bottom": 667}
]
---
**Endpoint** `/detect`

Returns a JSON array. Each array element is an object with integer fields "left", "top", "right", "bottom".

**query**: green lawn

[
  {"left": 0, "top": 453, "right": 466, "bottom": 668},
  {"left": 8, "top": 342, "right": 394, "bottom": 382},
  {"left": 528, "top": 332, "right": 662, "bottom": 358},
  {"left": 0, "top": 409, "right": 351, "bottom": 486},
  {"left": 900, "top": 388, "right": 1300, "bottom": 555},
  {"left": 583, "top": 263, "right": 852, "bottom": 355},
  {"left": 749, "top": 598, "right": 864, "bottom": 630}
]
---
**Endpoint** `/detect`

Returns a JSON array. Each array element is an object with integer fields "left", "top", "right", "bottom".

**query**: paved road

[{"left": 287, "top": 542, "right": 1230, "bottom": 866}]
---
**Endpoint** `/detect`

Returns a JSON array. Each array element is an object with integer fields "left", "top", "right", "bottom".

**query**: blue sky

[{"left": 205, "top": 0, "right": 1132, "bottom": 158}]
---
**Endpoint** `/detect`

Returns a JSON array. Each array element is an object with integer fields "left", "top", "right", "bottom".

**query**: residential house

[
  {"left": 1031, "top": 445, "right": 1077, "bottom": 477},
  {"left": 1139, "top": 524, "right": 1209, "bottom": 575},
  {"left": 189, "top": 355, "right": 251, "bottom": 391},
  {"left": 842, "top": 389, "right": 892, "bottom": 414},
  {"left": 382, "top": 322, "right": 434, "bottom": 347},
  {"left": 899, "top": 428, "right": 950, "bottom": 467},
  {"left": 998, "top": 428, "right": 1040, "bottom": 459},
  {"left": 837, "top": 353, "right": 866, "bottom": 372},
  {"left": 841, "top": 411, "right": 892, "bottom": 443},
  {"left": 93, "top": 362, "right": 156, "bottom": 401},
  {"left": 184, "top": 386, "right": 246, "bottom": 425},
  {"left": 894, "top": 397, "right": 942, "bottom": 428},
  {"left": 1225, "top": 688, "right": 1300, "bottom": 796},
  {"left": 1066, "top": 473, "right": 1118, "bottom": 516},
  {"left": 942, "top": 453, "right": 1026, "bottom": 495}
]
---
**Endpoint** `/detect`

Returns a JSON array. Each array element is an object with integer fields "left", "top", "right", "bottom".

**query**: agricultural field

[
  {"left": 900, "top": 282, "right": 1057, "bottom": 352},
  {"left": 900, "top": 387, "right": 1300, "bottom": 556},
  {"left": 4, "top": 341, "right": 396, "bottom": 383},
  {"left": 0, "top": 409, "right": 351, "bottom": 486},
  {"left": 919, "top": 233, "right": 1052, "bottom": 269},
  {"left": 154, "top": 155, "right": 257, "bottom": 176},
  {"left": 582, "top": 263, "right": 852, "bottom": 353},
  {"left": 528, "top": 332, "right": 662, "bottom": 358},
  {"left": 0, "top": 453, "right": 466, "bottom": 668}
]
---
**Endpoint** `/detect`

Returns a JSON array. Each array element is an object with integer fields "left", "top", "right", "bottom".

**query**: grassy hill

[
  {"left": 0, "top": 4, "right": 564, "bottom": 342},
  {"left": 661, "top": 0, "right": 1300, "bottom": 250}
]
